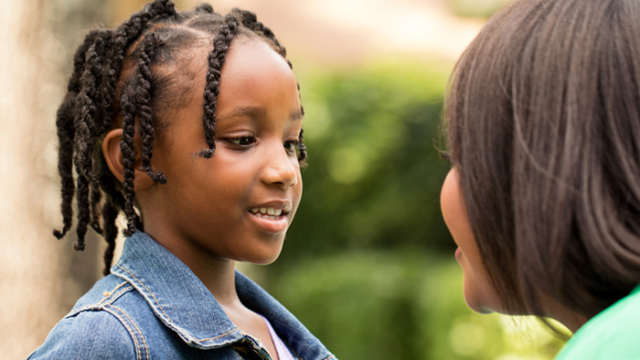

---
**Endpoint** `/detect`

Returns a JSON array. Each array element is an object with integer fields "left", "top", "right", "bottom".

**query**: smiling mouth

[
  {"left": 249, "top": 204, "right": 292, "bottom": 220},
  {"left": 248, "top": 206, "right": 291, "bottom": 233}
]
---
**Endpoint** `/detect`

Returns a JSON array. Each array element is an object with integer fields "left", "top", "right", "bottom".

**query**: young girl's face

[
  {"left": 137, "top": 38, "right": 303, "bottom": 265},
  {"left": 440, "top": 168, "right": 500, "bottom": 313}
]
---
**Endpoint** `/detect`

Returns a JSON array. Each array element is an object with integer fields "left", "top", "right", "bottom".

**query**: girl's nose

[{"left": 261, "top": 142, "right": 298, "bottom": 190}]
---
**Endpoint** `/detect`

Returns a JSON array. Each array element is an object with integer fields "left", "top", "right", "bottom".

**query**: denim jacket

[{"left": 28, "top": 232, "right": 335, "bottom": 360}]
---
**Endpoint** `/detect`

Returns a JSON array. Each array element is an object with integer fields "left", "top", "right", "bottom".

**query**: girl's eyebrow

[
  {"left": 217, "top": 106, "right": 267, "bottom": 122},
  {"left": 217, "top": 105, "right": 303, "bottom": 122}
]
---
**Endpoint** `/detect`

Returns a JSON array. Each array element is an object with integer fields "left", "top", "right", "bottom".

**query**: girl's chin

[{"left": 236, "top": 244, "right": 285, "bottom": 265}]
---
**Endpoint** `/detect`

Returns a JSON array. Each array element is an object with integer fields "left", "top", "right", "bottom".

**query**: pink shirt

[{"left": 262, "top": 315, "right": 296, "bottom": 360}]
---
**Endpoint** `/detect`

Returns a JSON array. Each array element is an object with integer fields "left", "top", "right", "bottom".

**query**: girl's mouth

[
  {"left": 248, "top": 206, "right": 291, "bottom": 233},
  {"left": 249, "top": 207, "right": 290, "bottom": 219}
]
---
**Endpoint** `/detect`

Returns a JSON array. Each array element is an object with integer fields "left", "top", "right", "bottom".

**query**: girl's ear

[{"left": 102, "top": 129, "right": 155, "bottom": 191}]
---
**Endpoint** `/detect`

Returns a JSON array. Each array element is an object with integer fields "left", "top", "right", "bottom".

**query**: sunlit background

[{"left": 0, "top": 0, "right": 567, "bottom": 359}]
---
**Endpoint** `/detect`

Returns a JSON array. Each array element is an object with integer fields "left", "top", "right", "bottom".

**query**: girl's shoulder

[
  {"left": 27, "top": 308, "right": 135, "bottom": 359},
  {"left": 555, "top": 285, "right": 640, "bottom": 360},
  {"left": 27, "top": 275, "right": 146, "bottom": 359},
  {"left": 28, "top": 273, "right": 221, "bottom": 359},
  {"left": 29, "top": 232, "right": 337, "bottom": 360}
]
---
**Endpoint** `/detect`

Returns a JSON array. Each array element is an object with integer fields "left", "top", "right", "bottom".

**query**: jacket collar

[{"left": 111, "top": 231, "right": 333, "bottom": 360}]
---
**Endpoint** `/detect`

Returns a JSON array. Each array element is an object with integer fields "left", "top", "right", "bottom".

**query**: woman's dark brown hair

[
  {"left": 53, "top": 0, "right": 307, "bottom": 275},
  {"left": 445, "top": 0, "right": 640, "bottom": 319}
]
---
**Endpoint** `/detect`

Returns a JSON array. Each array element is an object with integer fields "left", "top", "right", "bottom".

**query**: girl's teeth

[
  {"left": 250, "top": 208, "right": 284, "bottom": 217},
  {"left": 257, "top": 214, "right": 278, "bottom": 220}
]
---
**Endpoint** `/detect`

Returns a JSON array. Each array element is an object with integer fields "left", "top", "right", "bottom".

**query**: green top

[{"left": 555, "top": 285, "right": 640, "bottom": 360}]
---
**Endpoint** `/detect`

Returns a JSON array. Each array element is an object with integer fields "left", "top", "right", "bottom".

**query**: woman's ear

[{"left": 102, "top": 129, "right": 155, "bottom": 191}]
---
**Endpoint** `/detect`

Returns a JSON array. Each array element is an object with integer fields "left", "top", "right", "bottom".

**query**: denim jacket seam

[
  {"left": 96, "top": 285, "right": 133, "bottom": 309},
  {"left": 321, "top": 355, "right": 336, "bottom": 360},
  {"left": 64, "top": 285, "right": 133, "bottom": 318},
  {"left": 96, "top": 281, "right": 129, "bottom": 306},
  {"left": 197, "top": 327, "right": 242, "bottom": 342},
  {"left": 102, "top": 305, "right": 144, "bottom": 360},
  {"left": 116, "top": 263, "right": 172, "bottom": 323},
  {"left": 106, "top": 304, "right": 150, "bottom": 360}
]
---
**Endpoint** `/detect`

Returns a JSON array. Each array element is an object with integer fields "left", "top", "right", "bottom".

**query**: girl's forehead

[
  {"left": 172, "top": 38, "right": 295, "bottom": 92},
  {"left": 163, "top": 39, "right": 300, "bottom": 123},
  {"left": 216, "top": 40, "right": 299, "bottom": 105},
  {"left": 223, "top": 39, "right": 296, "bottom": 81}
]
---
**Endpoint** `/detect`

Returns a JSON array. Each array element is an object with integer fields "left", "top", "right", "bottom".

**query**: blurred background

[{"left": 0, "top": 0, "right": 567, "bottom": 359}]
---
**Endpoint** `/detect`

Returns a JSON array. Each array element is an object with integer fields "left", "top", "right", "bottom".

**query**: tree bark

[{"left": 0, "top": 0, "right": 106, "bottom": 358}]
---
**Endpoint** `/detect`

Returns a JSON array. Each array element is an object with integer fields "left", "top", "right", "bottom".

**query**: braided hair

[{"left": 53, "top": 0, "right": 307, "bottom": 275}]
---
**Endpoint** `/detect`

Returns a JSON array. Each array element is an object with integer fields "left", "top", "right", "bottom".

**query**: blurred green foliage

[
  {"left": 448, "top": 0, "right": 512, "bottom": 18},
  {"left": 270, "top": 251, "right": 564, "bottom": 360},
  {"left": 277, "top": 61, "right": 454, "bottom": 268},
  {"left": 262, "top": 61, "right": 565, "bottom": 360}
]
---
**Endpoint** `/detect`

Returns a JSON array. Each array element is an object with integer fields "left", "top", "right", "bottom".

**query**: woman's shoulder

[{"left": 555, "top": 286, "right": 640, "bottom": 360}]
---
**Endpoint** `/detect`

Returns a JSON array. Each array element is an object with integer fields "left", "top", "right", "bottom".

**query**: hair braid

[
  {"left": 98, "top": 160, "right": 127, "bottom": 268},
  {"left": 113, "top": 0, "right": 176, "bottom": 54},
  {"left": 135, "top": 32, "right": 167, "bottom": 184},
  {"left": 90, "top": 177, "right": 103, "bottom": 235},
  {"left": 53, "top": 30, "right": 108, "bottom": 240},
  {"left": 296, "top": 85, "right": 308, "bottom": 163},
  {"left": 109, "top": 0, "right": 176, "bottom": 130},
  {"left": 98, "top": 33, "right": 117, "bottom": 134},
  {"left": 199, "top": 15, "right": 239, "bottom": 158},
  {"left": 72, "top": 32, "right": 112, "bottom": 251},
  {"left": 119, "top": 90, "right": 139, "bottom": 237},
  {"left": 230, "top": 9, "right": 308, "bottom": 163},
  {"left": 298, "top": 128, "right": 308, "bottom": 162},
  {"left": 101, "top": 200, "right": 119, "bottom": 275},
  {"left": 72, "top": 141, "right": 90, "bottom": 251},
  {"left": 85, "top": 33, "right": 113, "bottom": 236},
  {"left": 251, "top": 24, "right": 309, "bottom": 163},
  {"left": 99, "top": 161, "right": 126, "bottom": 211}
]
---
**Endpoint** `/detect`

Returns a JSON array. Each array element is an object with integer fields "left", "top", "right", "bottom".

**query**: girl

[
  {"left": 440, "top": 0, "right": 640, "bottom": 358},
  {"left": 29, "top": 1, "right": 336, "bottom": 359}
]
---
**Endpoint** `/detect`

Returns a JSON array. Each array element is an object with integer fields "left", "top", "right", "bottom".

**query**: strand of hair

[
  {"left": 53, "top": 30, "right": 108, "bottom": 239},
  {"left": 199, "top": 15, "right": 239, "bottom": 158},
  {"left": 136, "top": 32, "right": 168, "bottom": 184}
]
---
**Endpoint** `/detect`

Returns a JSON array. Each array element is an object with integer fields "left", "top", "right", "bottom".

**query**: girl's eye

[
  {"left": 284, "top": 140, "right": 299, "bottom": 155},
  {"left": 228, "top": 136, "right": 256, "bottom": 146}
]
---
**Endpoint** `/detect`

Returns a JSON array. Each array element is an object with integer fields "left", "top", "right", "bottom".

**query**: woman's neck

[
  {"left": 540, "top": 295, "right": 589, "bottom": 333},
  {"left": 551, "top": 311, "right": 588, "bottom": 334}
]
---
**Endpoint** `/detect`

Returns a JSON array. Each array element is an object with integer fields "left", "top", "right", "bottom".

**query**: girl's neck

[
  {"left": 145, "top": 226, "right": 242, "bottom": 307},
  {"left": 191, "top": 256, "right": 240, "bottom": 307}
]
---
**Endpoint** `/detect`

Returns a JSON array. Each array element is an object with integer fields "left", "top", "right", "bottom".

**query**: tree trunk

[{"left": 0, "top": 0, "right": 106, "bottom": 358}]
